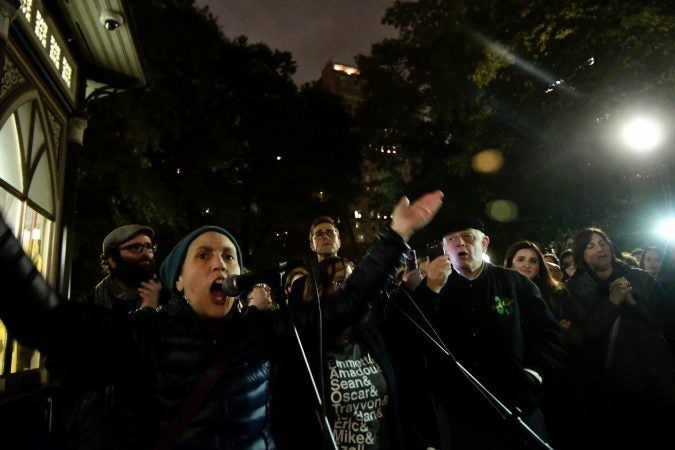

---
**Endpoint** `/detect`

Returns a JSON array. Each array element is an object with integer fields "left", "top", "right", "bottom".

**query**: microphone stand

[
  {"left": 394, "top": 288, "right": 555, "bottom": 450},
  {"left": 277, "top": 268, "right": 338, "bottom": 450}
]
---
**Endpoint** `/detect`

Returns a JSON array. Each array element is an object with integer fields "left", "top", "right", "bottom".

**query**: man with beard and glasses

[
  {"left": 51, "top": 225, "right": 166, "bottom": 450},
  {"left": 88, "top": 224, "right": 165, "bottom": 313}
]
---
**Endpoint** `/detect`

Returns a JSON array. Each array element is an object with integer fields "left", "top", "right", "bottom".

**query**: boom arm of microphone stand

[
  {"left": 393, "top": 290, "right": 555, "bottom": 450},
  {"left": 278, "top": 272, "right": 338, "bottom": 450}
]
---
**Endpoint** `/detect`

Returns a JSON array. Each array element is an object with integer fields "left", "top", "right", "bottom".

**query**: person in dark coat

[
  {"left": 503, "top": 240, "right": 583, "bottom": 450},
  {"left": 566, "top": 227, "right": 675, "bottom": 450},
  {"left": 50, "top": 224, "right": 167, "bottom": 450},
  {"left": 413, "top": 218, "right": 565, "bottom": 450},
  {"left": 272, "top": 256, "right": 427, "bottom": 450},
  {"left": 0, "top": 190, "right": 443, "bottom": 450}
]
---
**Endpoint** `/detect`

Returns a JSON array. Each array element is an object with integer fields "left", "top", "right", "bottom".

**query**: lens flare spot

[
  {"left": 472, "top": 149, "right": 504, "bottom": 174},
  {"left": 486, "top": 200, "right": 518, "bottom": 223}
]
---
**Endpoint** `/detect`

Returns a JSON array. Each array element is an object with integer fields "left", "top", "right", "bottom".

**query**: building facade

[{"left": 0, "top": 0, "right": 144, "bottom": 438}]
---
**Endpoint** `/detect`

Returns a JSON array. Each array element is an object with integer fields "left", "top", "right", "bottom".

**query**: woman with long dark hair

[
  {"left": 504, "top": 240, "right": 584, "bottom": 449},
  {"left": 504, "top": 240, "right": 571, "bottom": 327},
  {"left": 566, "top": 228, "right": 675, "bottom": 450}
]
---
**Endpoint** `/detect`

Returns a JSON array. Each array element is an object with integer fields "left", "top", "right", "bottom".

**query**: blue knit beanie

[{"left": 159, "top": 226, "right": 243, "bottom": 292}]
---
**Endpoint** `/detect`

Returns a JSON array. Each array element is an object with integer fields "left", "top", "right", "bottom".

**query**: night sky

[{"left": 196, "top": 0, "right": 397, "bottom": 84}]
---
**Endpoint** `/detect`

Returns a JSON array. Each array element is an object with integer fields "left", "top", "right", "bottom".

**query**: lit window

[
  {"left": 0, "top": 98, "right": 57, "bottom": 375},
  {"left": 332, "top": 64, "right": 360, "bottom": 76},
  {"left": 20, "top": 0, "right": 32, "bottom": 22},
  {"left": 49, "top": 36, "right": 61, "bottom": 69},
  {"left": 34, "top": 10, "right": 48, "bottom": 47},
  {"left": 0, "top": 115, "right": 23, "bottom": 191},
  {"left": 61, "top": 58, "right": 72, "bottom": 87}
]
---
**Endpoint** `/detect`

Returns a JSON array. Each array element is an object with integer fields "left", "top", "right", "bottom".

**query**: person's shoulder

[
  {"left": 623, "top": 265, "right": 661, "bottom": 291},
  {"left": 153, "top": 296, "right": 192, "bottom": 322},
  {"left": 92, "top": 276, "right": 109, "bottom": 292},
  {"left": 489, "top": 264, "right": 514, "bottom": 276},
  {"left": 489, "top": 263, "right": 526, "bottom": 282},
  {"left": 551, "top": 280, "right": 570, "bottom": 296},
  {"left": 77, "top": 276, "right": 110, "bottom": 304},
  {"left": 566, "top": 270, "right": 592, "bottom": 286},
  {"left": 242, "top": 303, "right": 277, "bottom": 318},
  {"left": 565, "top": 271, "right": 600, "bottom": 300},
  {"left": 623, "top": 264, "right": 651, "bottom": 280}
]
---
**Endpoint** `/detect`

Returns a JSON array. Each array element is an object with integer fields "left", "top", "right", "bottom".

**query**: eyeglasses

[
  {"left": 119, "top": 243, "right": 158, "bottom": 254},
  {"left": 313, "top": 229, "right": 337, "bottom": 240},
  {"left": 445, "top": 233, "right": 478, "bottom": 244}
]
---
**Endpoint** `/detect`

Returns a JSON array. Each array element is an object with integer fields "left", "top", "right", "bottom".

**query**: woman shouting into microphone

[{"left": 0, "top": 190, "right": 442, "bottom": 450}]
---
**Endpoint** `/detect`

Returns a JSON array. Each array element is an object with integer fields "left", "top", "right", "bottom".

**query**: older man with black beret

[{"left": 413, "top": 218, "right": 565, "bottom": 450}]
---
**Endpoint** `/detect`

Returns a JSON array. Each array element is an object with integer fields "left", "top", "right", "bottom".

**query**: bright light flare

[
  {"left": 621, "top": 117, "right": 663, "bottom": 152},
  {"left": 655, "top": 217, "right": 675, "bottom": 240}
]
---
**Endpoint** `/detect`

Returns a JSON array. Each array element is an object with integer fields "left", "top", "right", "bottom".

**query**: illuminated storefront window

[{"left": 0, "top": 98, "right": 56, "bottom": 375}]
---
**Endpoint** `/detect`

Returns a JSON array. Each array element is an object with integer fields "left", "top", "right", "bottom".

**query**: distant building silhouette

[
  {"left": 320, "top": 60, "right": 363, "bottom": 111},
  {"left": 318, "top": 60, "right": 411, "bottom": 248}
]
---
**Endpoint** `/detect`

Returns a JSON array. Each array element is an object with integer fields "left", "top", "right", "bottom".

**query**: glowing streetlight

[
  {"left": 620, "top": 117, "right": 663, "bottom": 152},
  {"left": 655, "top": 217, "right": 675, "bottom": 241}
]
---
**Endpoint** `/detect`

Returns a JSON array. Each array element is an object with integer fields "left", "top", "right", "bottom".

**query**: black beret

[{"left": 443, "top": 217, "right": 485, "bottom": 235}]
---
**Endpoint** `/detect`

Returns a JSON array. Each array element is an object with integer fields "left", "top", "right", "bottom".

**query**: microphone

[{"left": 221, "top": 261, "right": 300, "bottom": 296}]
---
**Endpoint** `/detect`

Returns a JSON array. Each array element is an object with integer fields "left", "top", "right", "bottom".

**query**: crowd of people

[{"left": 1, "top": 191, "right": 674, "bottom": 450}]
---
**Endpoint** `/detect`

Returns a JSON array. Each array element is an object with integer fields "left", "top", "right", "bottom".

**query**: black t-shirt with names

[{"left": 326, "top": 340, "right": 390, "bottom": 450}]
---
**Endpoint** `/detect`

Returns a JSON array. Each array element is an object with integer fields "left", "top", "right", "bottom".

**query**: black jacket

[
  {"left": 414, "top": 263, "right": 565, "bottom": 423},
  {"left": 566, "top": 263, "right": 675, "bottom": 402}
]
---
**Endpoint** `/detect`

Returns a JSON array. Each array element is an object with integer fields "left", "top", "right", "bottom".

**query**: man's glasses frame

[
  {"left": 444, "top": 233, "right": 478, "bottom": 244},
  {"left": 119, "top": 243, "right": 158, "bottom": 254},
  {"left": 313, "top": 229, "right": 338, "bottom": 240}
]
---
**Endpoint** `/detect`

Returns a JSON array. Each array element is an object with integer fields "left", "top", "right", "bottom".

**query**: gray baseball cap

[{"left": 102, "top": 224, "right": 154, "bottom": 256}]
